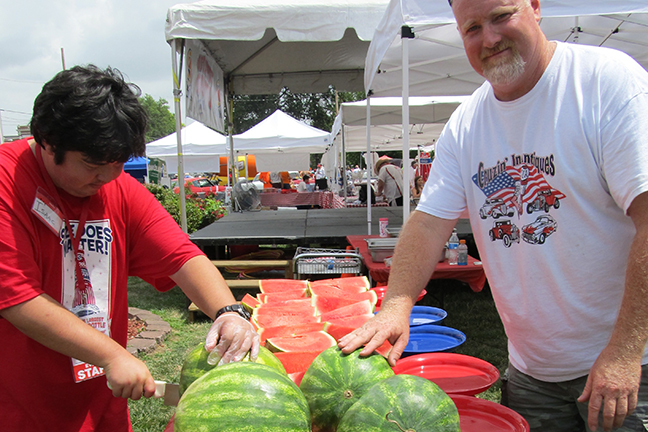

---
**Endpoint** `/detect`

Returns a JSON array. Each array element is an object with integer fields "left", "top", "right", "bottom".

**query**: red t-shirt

[{"left": 0, "top": 139, "right": 203, "bottom": 431}]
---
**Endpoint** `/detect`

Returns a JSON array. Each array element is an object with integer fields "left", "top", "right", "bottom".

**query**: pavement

[{"left": 126, "top": 307, "right": 172, "bottom": 356}]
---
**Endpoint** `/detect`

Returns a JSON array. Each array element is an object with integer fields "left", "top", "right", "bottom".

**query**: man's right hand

[
  {"left": 104, "top": 352, "right": 156, "bottom": 400},
  {"left": 337, "top": 304, "right": 411, "bottom": 367}
]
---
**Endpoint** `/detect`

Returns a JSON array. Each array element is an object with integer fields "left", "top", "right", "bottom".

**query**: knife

[
  {"left": 106, "top": 380, "right": 180, "bottom": 406},
  {"left": 154, "top": 380, "right": 180, "bottom": 406}
]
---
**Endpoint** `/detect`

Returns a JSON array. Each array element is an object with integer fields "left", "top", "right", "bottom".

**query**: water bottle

[
  {"left": 448, "top": 229, "right": 459, "bottom": 265},
  {"left": 457, "top": 239, "right": 468, "bottom": 266}
]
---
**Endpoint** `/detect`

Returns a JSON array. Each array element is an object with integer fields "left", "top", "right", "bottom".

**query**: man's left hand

[
  {"left": 577, "top": 346, "right": 641, "bottom": 431},
  {"left": 204, "top": 313, "right": 260, "bottom": 366}
]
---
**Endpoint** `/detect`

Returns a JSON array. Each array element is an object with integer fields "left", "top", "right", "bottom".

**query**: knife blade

[{"left": 154, "top": 380, "right": 180, "bottom": 406}]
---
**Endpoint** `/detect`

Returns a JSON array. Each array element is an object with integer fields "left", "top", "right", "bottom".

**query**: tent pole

[
  {"left": 402, "top": 26, "right": 413, "bottom": 224},
  {"left": 171, "top": 38, "right": 188, "bottom": 233},
  {"left": 366, "top": 92, "right": 372, "bottom": 235}
]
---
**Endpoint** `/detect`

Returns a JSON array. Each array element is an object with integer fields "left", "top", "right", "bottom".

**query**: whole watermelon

[
  {"left": 337, "top": 374, "right": 460, "bottom": 432},
  {"left": 179, "top": 343, "right": 286, "bottom": 396},
  {"left": 299, "top": 346, "right": 394, "bottom": 432},
  {"left": 174, "top": 362, "right": 310, "bottom": 432}
]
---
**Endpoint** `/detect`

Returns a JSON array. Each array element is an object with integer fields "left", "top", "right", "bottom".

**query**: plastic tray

[
  {"left": 451, "top": 395, "right": 530, "bottom": 432},
  {"left": 409, "top": 305, "right": 447, "bottom": 326},
  {"left": 392, "top": 353, "right": 499, "bottom": 396},
  {"left": 402, "top": 324, "right": 466, "bottom": 356}
]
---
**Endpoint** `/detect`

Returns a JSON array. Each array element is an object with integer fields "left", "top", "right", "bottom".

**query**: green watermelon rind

[
  {"left": 175, "top": 362, "right": 310, "bottom": 432},
  {"left": 178, "top": 344, "right": 286, "bottom": 396},
  {"left": 337, "top": 374, "right": 460, "bottom": 432},
  {"left": 300, "top": 346, "right": 395, "bottom": 432}
]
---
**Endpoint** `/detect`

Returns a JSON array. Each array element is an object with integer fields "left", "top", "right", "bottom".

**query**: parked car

[
  {"left": 479, "top": 198, "right": 515, "bottom": 219},
  {"left": 526, "top": 187, "right": 561, "bottom": 214},
  {"left": 522, "top": 215, "right": 557, "bottom": 244},
  {"left": 489, "top": 220, "right": 520, "bottom": 248},
  {"left": 173, "top": 177, "right": 224, "bottom": 197}
]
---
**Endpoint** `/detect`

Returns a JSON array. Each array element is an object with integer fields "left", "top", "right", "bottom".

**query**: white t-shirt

[
  {"left": 296, "top": 181, "right": 308, "bottom": 193},
  {"left": 378, "top": 164, "right": 404, "bottom": 204},
  {"left": 417, "top": 41, "right": 648, "bottom": 382}
]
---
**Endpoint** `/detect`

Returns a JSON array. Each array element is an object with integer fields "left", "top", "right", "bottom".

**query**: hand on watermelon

[
  {"left": 337, "top": 302, "right": 411, "bottom": 367},
  {"left": 205, "top": 314, "right": 260, "bottom": 366}
]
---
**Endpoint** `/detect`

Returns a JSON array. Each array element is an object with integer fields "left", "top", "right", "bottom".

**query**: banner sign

[{"left": 185, "top": 39, "right": 226, "bottom": 133}]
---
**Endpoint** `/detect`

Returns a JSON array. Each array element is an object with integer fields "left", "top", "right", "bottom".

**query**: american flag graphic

[{"left": 472, "top": 164, "right": 566, "bottom": 215}]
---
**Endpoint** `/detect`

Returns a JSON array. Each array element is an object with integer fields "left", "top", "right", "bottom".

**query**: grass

[{"left": 126, "top": 276, "right": 508, "bottom": 432}]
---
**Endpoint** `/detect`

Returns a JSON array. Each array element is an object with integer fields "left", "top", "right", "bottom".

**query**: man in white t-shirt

[
  {"left": 339, "top": 1, "right": 648, "bottom": 431},
  {"left": 375, "top": 156, "right": 404, "bottom": 206}
]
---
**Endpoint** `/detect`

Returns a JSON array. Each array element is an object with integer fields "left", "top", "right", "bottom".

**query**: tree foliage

[{"left": 140, "top": 95, "right": 176, "bottom": 143}]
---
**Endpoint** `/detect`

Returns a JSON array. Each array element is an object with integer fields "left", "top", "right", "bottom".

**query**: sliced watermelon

[
  {"left": 274, "top": 351, "right": 322, "bottom": 374},
  {"left": 266, "top": 331, "right": 337, "bottom": 353},
  {"left": 257, "top": 288, "right": 309, "bottom": 303},
  {"left": 259, "top": 322, "right": 327, "bottom": 344},
  {"left": 289, "top": 371, "right": 306, "bottom": 387},
  {"left": 319, "top": 300, "right": 373, "bottom": 322},
  {"left": 325, "top": 313, "right": 375, "bottom": 328},
  {"left": 256, "top": 299, "right": 314, "bottom": 312},
  {"left": 312, "top": 290, "right": 377, "bottom": 315},
  {"left": 309, "top": 276, "right": 370, "bottom": 294},
  {"left": 253, "top": 306, "right": 319, "bottom": 329},
  {"left": 241, "top": 293, "right": 261, "bottom": 312},
  {"left": 259, "top": 279, "right": 310, "bottom": 293}
]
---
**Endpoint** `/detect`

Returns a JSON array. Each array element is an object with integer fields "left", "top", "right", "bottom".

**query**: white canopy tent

[
  {"left": 364, "top": 0, "right": 648, "bottom": 223},
  {"left": 146, "top": 121, "right": 228, "bottom": 174},
  {"left": 165, "top": 0, "right": 390, "bottom": 230},
  {"left": 232, "top": 110, "right": 331, "bottom": 172}
]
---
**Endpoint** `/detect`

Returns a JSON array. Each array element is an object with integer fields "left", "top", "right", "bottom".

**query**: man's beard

[{"left": 481, "top": 40, "right": 526, "bottom": 86}]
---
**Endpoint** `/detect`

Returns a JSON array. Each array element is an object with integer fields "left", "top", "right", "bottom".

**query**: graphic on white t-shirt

[{"left": 473, "top": 161, "right": 566, "bottom": 248}]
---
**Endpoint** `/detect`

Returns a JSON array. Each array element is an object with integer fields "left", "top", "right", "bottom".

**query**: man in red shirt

[{"left": 0, "top": 65, "right": 259, "bottom": 431}]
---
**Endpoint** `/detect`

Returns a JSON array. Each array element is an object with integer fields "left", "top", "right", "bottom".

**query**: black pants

[{"left": 316, "top": 178, "right": 328, "bottom": 191}]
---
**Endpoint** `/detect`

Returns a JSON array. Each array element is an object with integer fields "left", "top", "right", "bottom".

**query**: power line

[{"left": 0, "top": 77, "right": 43, "bottom": 84}]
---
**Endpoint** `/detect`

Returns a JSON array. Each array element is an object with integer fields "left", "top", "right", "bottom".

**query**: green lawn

[{"left": 127, "top": 276, "right": 508, "bottom": 432}]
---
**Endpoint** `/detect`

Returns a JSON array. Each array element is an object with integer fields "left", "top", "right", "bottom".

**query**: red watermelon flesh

[
  {"left": 319, "top": 300, "right": 374, "bottom": 322},
  {"left": 241, "top": 293, "right": 261, "bottom": 312},
  {"left": 259, "top": 322, "right": 326, "bottom": 344},
  {"left": 308, "top": 276, "right": 369, "bottom": 294},
  {"left": 289, "top": 371, "right": 305, "bottom": 387},
  {"left": 274, "top": 351, "right": 322, "bottom": 374},
  {"left": 253, "top": 311, "right": 320, "bottom": 329},
  {"left": 325, "top": 313, "right": 375, "bottom": 328},
  {"left": 256, "top": 298, "right": 314, "bottom": 312},
  {"left": 266, "top": 331, "right": 336, "bottom": 353},
  {"left": 312, "top": 290, "right": 377, "bottom": 315},
  {"left": 259, "top": 279, "right": 310, "bottom": 293},
  {"left": 257, "top": 289, "right": 309, "bottom": 303}
]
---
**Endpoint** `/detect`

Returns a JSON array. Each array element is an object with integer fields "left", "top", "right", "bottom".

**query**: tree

[{"left": 139, "top": 95, "right": 176, "bottom": 143}]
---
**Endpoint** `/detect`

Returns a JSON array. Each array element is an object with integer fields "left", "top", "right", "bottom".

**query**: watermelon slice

[
  {"left": 257, "top": 289, "right": 309, "bottom": 302},
  {"left": 266, "top": 331, "right": 336, "bottom": 353},
  {"left": 325, "top": 313, "right": 375, "bottom": 328},
  {"left": 254, "top": 313, "right": 320, "bottom": 329},
  {"left": 312, "top": 290, "right": 377, "bottom": 315},
  {"left": 289, "top": 371, "right": 305, "bottom": 387},
  {"left": 319, "top": 300, "right": 374, "bottom": 322},
  {"left": 309, "top": 276, "right": 370, "bottom": 294},
  {"left": 256, "top": 298, "right": 314, "bottom": 312},
  {"left": 258, "top": 322, "right": 327, "bottom": 344},
  {"left": 274, "top": 351, "right": 322, "bottom": 374},
  {"left": 259, "top": 279, "right": 310, "bottom": 293},
  {"left": 241, "top": 293, "right": 261, "bottom": 312}
]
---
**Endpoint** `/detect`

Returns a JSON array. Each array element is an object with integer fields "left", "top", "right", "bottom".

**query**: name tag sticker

[{"left": 31, "top": 187, "right": 64, "bottom": 235}]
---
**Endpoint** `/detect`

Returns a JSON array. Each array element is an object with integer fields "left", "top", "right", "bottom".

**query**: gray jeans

[{"left": 501, "top": 363, "right": 648, "bottom": 432}]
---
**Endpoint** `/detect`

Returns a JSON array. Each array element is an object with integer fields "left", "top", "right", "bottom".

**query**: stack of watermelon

[{"left": 240, "top": 276, "right": 390, "bottom": 384}]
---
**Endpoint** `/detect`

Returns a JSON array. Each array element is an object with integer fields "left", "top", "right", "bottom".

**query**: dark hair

[
  {"left": 302, "top": 174, "right": 310, "bottom": 181},
  {"left": 31, "top": 65, "right": 148, "bottom": 165}
]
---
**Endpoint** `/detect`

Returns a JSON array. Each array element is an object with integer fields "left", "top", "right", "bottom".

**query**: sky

[{"left": 0, "top": 0, "right": 186, "bottom": 139}]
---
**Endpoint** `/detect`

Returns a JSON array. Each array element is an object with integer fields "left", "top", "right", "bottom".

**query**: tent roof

[
  {"left": 233, "top": 110, "right": 331, "bottom": 153},
  {"left": 165, "top": 0, "right": 390, "bottom": 94},
  {"left": 329, "top": 96, "right": 466, "bottom": 152},
  {"left": 365, "top": 0, "right": 648, "bottom": 96},
  {"left": 146, "top": 121, "right": 228, "bottom": 157}
]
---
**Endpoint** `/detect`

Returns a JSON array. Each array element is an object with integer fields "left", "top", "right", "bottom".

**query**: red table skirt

[
  {"left": 347, "top": 235, "right": 486, "bottom": 292},
  {"left": 259, "top": 191, "right": 344, "bottom": 208}
]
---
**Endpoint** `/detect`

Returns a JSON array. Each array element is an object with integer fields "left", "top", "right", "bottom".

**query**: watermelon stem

[
  {"left": 385, "top": 411, "right": 414, "bottom": 432},
  {"left": 344, "top": 390, "right": 354, "bottom": 399}
]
